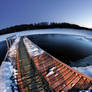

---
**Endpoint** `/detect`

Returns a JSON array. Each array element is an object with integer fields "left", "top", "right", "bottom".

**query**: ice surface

[
  {"left": 71, "top": 55, "right": 92, "bottom": 67},
  {"left": 1, "top": 28, "right": 92, "bottom": 41},
  {"left": 71, "top": 55, "right": 92, "bottom": 77},
  {"left": 73, "top": 65, "right": 92, "bottom": 77}
]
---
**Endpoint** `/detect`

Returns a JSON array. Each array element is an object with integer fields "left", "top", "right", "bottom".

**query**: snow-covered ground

[
  {"left": 0, "top": 62, "right": 13, "bottom": 92},
  {"left": 0, "top": 62, "right": 18, "bottom": 92},
  {"left": 0, "top": 37, "right": 19, "bottom": 92}
]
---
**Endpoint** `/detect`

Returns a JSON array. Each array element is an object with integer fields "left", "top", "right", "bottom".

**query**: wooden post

[
  {"left": 11, "top": 39, "right": 13, "bottom": 45},
  {"left": 6, "top": 39, "right": 9, "bottom": 50},
  {"left": 9, "top": 39, "right": 11, "bottom": 47}
]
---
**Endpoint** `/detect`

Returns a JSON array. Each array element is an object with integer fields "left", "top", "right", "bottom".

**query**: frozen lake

[{"left": 0, "top": 28, "right": 92, "bottom": 91}]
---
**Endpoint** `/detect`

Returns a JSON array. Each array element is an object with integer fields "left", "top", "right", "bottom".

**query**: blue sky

[{"left": 0, "top": 0, "right": 92, "bottom": 29}]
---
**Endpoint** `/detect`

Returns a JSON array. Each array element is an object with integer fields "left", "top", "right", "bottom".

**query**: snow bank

[{"left": 0, "top": 62, "right": 13, "bottom": 92}]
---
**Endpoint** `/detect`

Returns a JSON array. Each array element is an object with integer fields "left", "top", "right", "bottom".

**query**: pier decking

[
  {"left": 16, "top": 37, "right": 53, "bottom": 92},
  {"left": 16, "top": 37, "right": 92, "bottom": 92}
]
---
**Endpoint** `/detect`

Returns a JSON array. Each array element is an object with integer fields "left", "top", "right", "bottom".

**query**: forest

[{"left": 0, "top": 22, "right": 91, "bottom": 35}]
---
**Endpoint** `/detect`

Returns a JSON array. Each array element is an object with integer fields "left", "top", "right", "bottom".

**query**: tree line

[{"left": 0, "top": 22, "right": 91, "bottom": 35}]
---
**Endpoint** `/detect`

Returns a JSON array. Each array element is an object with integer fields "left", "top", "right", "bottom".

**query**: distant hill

[{"left": 0, "top": 22, "right": 92, "bottom": 35}]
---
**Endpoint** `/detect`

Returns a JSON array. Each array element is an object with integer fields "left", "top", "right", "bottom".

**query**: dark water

[
  {"left": 1, "top": 33, "right": 92, "bottom": 92},
  {"left": 1, "top": 34, "right": 92, "bottom": 65},
  {"left": 0, "top": 41, "right": 7, "bottom": 65},
  {"left": 0, "top": 39, "right": 15, "bottom": 66},
  {"left": 28, "top": 34, "right": 92, "bottom": 64}
]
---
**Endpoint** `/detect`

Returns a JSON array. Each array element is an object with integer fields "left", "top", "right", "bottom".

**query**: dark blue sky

[{"left": 0, "top": 0, "right": 92, "bottom": 29}]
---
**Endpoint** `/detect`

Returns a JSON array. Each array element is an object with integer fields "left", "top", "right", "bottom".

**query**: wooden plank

[
  {"left": 22, "top": 37, "right": 92, "bottom": 92},
  {"left": 60, "top": 75, "right": 81, "bottom": 92}
]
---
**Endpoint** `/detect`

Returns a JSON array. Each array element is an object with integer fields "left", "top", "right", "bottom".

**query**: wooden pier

[
  {"left": 16, "top": 37, "right": 53, "bottom": 92},
  {"left": 16, "top": 37, "right": 92, "bottom": 92}
]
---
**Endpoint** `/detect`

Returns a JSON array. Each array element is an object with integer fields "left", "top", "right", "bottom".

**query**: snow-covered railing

[
  {"left": 23, "top": 37, "right": 44, "bottom": 57},
  {"left": 0, "top": 37, "right": 20, "bottom": 92}
]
